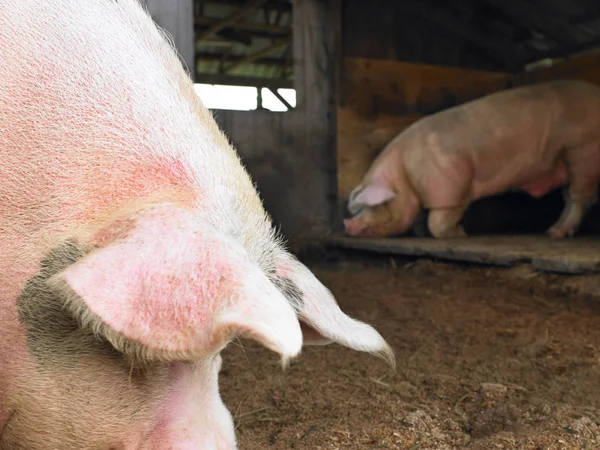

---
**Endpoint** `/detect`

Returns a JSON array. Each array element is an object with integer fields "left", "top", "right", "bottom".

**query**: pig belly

[
  {"left": 517, "top": 160, "right": 569, "bottom": 198},
  {"left": 468, "top": 157, "right": 568, "bottom": 202}
]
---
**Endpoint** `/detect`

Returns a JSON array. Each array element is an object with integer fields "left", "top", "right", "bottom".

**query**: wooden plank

[
  {"left": 527, "top": 42, "right": 600, "bottom": 62},
  {"left": 518, "top": 50, "right": 600, "bottom": 86},
  {"left": 290, "top": 0, "right": 337, "bottom": 236},
  {"left": 196, "top": 0, "right": 270, "bottom": 42},
  {"left": 326, "top": 234, "right": 600, "bottom": 274},
  {"left": 486, "top": 0, "right": 592, "bottom": 45},
  {"left": 340, "top": 57, "right": 510, "bottom": 118},
  {"left": 203, "top": 0, "right": 291, "bottom": 13},
  {"left": 223, "top": 39, "right": 291, "bottom": 73},
  {"left": 395, "top": 0, "right": 523, "bottom": 69},
  {"left": 194, "top": 16, "right": 291, "bottom": 36},
  {"left": 341, "top": 0, "right": 504, "bottom": 73},
  {"left": 194, "top": 73, "right": 293, "bottom": 88},
  {"left": 196, "top": 53, "right": 290, "bottom": 67},
  {"left": 329, "top": 0, "right": 343, "bottom": 231}
]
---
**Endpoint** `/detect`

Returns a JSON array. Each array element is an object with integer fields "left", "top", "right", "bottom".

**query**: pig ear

[
  {"left": 274, "top": 254, "right": 395, "bottom": 368},
  {"left": 47, "top": 204, "right": 302, "bottom": 364},
  {"left": 348, "top": 183, "right": 396, "bottom": 214}
]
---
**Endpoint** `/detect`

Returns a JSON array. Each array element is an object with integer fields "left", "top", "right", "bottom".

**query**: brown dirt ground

[{"left": 219, "top": 253, "right": 600, "bottom": 450}]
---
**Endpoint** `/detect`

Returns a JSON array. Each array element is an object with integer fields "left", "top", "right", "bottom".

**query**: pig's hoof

[
  {"left": 433, "top": 226, "right": 468, "bottom": 239},
  {"left": 546, "top": 227, "right": 571, "bottom": 239},
  {"left": 453, "top": 226, "right": 468, "bottom": 238}
]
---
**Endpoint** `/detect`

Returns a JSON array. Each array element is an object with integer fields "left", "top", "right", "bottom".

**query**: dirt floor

[{"left": 219, "top": 252, "right": 600, "bottom": 449}]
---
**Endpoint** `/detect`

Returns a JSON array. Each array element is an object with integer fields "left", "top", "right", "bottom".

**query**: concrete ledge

[{"left": 325, "top": 234, "right": 600, "bottom": 275}]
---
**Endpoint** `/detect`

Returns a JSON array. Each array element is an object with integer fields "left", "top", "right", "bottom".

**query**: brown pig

[{"left": 344, "top": 80, "right": 600, "bottom": 239}]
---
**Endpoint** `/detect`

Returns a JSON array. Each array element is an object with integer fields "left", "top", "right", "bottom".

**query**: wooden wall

[
  {"left": 341, "top": 0, "right": 510, "bottom": 71},
  {"left": 212, "top": 0, "right": 338, "bottom": 240}
]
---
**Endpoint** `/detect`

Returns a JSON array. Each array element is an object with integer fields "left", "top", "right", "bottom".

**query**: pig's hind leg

[
  {"left": 547, "top": 148, "right": 599, "bottom": 239},
  {"left": 427, "top": 201, "right": 470, "bottom": 238},
  {"left": 546, "top": 185, "right": 596, "bottom": 238}
]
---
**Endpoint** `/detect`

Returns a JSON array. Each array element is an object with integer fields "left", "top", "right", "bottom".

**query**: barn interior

[
  {"left": 180, "top": 0, "right": 600, "bottom": 275},
  {"left": 329, "top": 0, "right": 600, "bottom": 276},
  {"left": 148, "top": 0, "right": 600, "bottom": 448}
]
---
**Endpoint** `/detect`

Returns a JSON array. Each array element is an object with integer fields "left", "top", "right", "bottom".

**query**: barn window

[
  {"left": 193, "top": 84, "right": 296, "bottom": 111},
  {"left": 194, "top": 83, "right": 258, "bottom": 110},
  {"left": 194, "top": 0, "right": 295, "bottom": 112}
]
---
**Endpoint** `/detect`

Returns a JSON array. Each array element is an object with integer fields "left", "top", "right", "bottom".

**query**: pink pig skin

[
  {"left": 345, "top": 80, "right": 600, "bottom": 239},
  {"left": 0, "top": 1, "right": 393, "bottom": 449}
]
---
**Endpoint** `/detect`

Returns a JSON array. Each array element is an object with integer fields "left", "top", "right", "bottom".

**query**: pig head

[
  {"left": 3, "top": 201, "right": 393, "bottom": 450},
  {"left": 344, "top": 149, "right": 422, "bottom": 238},
  {"left": 0, "top": 0, "right": 393, "bottom": 448},
  {"left": 7, "top": 203, "right": 303, "bottom": 450}
]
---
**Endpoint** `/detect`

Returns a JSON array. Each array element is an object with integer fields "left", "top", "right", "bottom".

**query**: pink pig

[
  {"left": 344, "top": 80, "right": 600, "bottom": 239},
  {"left": 0, "top": 1, "right": 393, "bottom": 449}
]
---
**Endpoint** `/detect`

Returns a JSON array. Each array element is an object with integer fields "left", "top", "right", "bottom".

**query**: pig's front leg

[
  {"left": 427, "top": 201, "right": 470, "bottom": 238},
  {"left": 546, "top": 184, "right": 597, "bottom": 239}
]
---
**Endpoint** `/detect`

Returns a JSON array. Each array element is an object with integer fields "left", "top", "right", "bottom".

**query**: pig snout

[
  {"left": 143, "top": 359, "right": 238, "bottom": 450},
  {"left": 343, "top": 210, "right": 391, "bottom": 237},
  {"left": 343, "top": 199, "right": 419, "bottom": 238},
  {"left": 344, "top": 216, "right": 370, "bottom": 236},
  {"left": 343, "top": 209, "right": 396, "bottom": 238}
]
